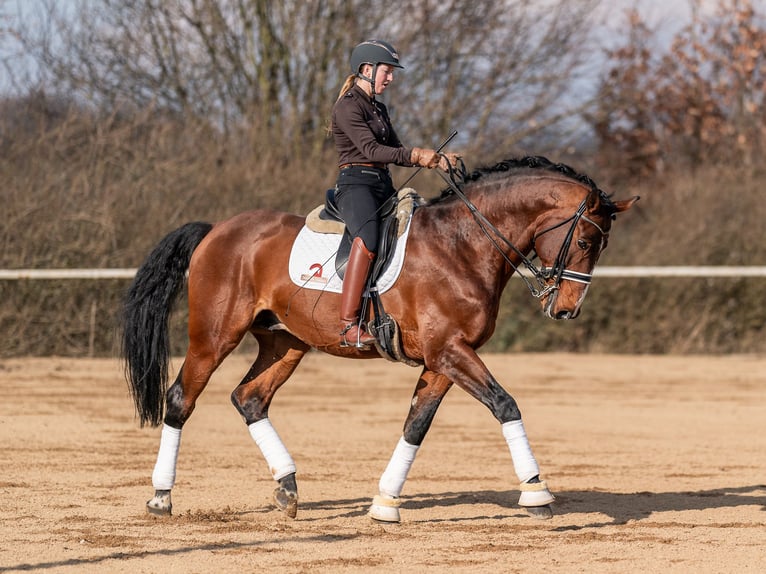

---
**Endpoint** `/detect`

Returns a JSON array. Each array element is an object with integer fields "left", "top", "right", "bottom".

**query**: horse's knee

[
  {"left": 402, "top": 398, "right": 441, "bottom": 445},
  {"left": 485, "top": 378, "right": 522, "bottom": 423},
  {"left": 402, "top": 371, "right": 451, "bottom": 445}
]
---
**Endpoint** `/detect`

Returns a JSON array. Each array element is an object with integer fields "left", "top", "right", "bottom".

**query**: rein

[{"left": 435, "top": 158, "right": 604, "bottom": 299}]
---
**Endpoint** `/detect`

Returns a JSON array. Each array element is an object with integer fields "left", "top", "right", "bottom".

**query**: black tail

[{"left": 121, "top": 222, "right": 213, "bottom": 427}]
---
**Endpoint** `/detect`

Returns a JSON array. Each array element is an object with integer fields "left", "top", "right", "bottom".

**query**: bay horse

[{"left": 122, "top": 156, "right": 638, "bottom": 522}]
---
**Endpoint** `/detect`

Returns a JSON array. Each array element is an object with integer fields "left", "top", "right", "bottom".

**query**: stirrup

[{"left": 340, "top": 322, "right": 375, "bottom": 348}]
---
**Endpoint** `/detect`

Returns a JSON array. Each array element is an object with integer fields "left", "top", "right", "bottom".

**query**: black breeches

[{"left": 334, "top": 166, "right": 395, "bottom": 253}]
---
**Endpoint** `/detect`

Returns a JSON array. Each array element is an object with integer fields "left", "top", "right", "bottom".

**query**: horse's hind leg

[
  {"left": 146, "top": 357, "right": 231, "bottom": 515},
  {"left": 147, "top": 302, "right": 252, "bottom": 515},
  {"left": 370, "top": 368, "right": 452, "bottom": 522},
  {"left": 230, "top": 331, "right": 309, "bottom": 518},
  {"left": 146, "top": 352, "right": 240, "bottom": 515}
]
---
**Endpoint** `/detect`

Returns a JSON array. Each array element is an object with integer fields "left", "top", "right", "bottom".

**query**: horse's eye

[{"left": 577, "top": 239, "right": 589, "bottom": 250}]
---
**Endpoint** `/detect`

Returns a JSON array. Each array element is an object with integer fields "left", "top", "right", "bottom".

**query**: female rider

[{"left": 331, "top": 39, "right": 457, "bottom": 348}]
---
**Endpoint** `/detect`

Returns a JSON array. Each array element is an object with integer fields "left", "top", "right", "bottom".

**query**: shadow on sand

[
  {"left": 2, "top": 485, "right": 763, "bottom": 572},
  {"left": 400, "top": 483, "right": 766, "bottom": 528}
]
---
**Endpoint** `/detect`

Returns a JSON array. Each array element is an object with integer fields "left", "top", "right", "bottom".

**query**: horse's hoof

[
  {"left": 146, "top": 490, "right": 172, "bottom": 516},
  {"left": 274, "top": 486, "right": 298, "bottom": 519},
  {"left": 369, "top": 495, "right": 401, "bottom": 523},
  {"left": 518, "top": 479, "right": 555, "bottom": 507},
  {"left": 524, "top": 504, "right": 553, "bottom": 520}
]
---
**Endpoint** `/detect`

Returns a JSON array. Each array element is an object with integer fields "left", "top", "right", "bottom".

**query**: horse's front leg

[
  {"left": 430, "top": 340, "right": 555, "bottom": 519},
  {"left": 370, "top": 368, "right": 453, "bottom": 522},
  {"left": 230, "top": 331, "right": 309, "bottom": 518}
]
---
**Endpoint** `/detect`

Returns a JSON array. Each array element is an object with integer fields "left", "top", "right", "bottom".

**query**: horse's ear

[
  {"left": 612, "top": 195, "right": 640, "bottom": 214},
  {"left": 586, "top": 188, "right": 600, "bottom": 210}
]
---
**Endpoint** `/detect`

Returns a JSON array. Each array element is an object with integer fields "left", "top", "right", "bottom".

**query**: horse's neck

[
  {"left": 464, "top": 183, "right": 541, "bottom": 253},
  {"left": 420, "top": 184, "right": 541, "bottom": 284}
]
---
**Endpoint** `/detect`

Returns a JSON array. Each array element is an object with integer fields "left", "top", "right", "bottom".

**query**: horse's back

[
  {"left": 192, "top": 208, "right": 302, "bottom": 261},
  {"left": 185, "top": 209, "right": 304, "bottom": 302},
  {"left": 211, "top": 208, "right": 304, "bottom": 241}
]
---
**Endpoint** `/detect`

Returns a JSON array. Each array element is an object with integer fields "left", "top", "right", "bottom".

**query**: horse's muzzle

[{"left": 542, "top": 290, "right": 583, "bottom": 320}]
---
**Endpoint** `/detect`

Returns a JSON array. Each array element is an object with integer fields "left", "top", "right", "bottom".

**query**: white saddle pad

[{"left": 288, "top": 220, "right": 413, "bottom": 294}]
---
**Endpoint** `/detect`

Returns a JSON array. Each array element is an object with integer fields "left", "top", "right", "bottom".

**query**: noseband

[{"left": 436, "top": 160, "right": 607, "bottom": 300}]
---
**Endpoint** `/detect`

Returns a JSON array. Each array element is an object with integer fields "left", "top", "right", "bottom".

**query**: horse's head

[{"left": 531, "top": 187, "right": 638, "bottom": 320}]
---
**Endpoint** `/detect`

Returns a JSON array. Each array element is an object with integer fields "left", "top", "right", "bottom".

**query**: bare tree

[
  {"left": 390, "top": 0, "right": 602, "bottom": 155},
  {"left": 590, "top": 0, "right": 766, "bottom": 176},
  {"left": 15, "top": 0, "right": 602, "bottom": 158}
]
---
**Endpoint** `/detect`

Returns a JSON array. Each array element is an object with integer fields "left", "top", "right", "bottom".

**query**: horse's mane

[{"left": 429, "top": 155, "right": 614, "bottom": 209}]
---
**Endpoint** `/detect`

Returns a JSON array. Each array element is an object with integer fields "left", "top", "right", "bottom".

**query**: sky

[{"left": 600, "top": 0, "right": 765, "bottom": 42}]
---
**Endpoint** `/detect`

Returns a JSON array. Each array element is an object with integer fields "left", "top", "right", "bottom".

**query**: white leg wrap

[
  {"left": 378, "top": 436, "right": 420, "bottom": 498},
  {"left": 152, "top": 424, "right": 182, "bottom": 490},
  {"left": 502, "top": 420, "right": 540, "bottom": 484},
  {"left": 248, "top": 419, "right": 296, "bottom": 481}
]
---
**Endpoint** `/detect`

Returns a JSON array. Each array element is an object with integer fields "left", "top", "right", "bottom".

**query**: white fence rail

[
  {"left": 583, "top": 266, "right": 766, "bottom": 278},
  {"left": 0, "top": 269, "right": 137, "bottom": 280},
  {"left": 2, "top": 266, "right": 766, "bottom": 279}
]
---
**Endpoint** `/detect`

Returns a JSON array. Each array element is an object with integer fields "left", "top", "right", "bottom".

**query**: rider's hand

[
  {"left": 438, "top": 152, "right": 461, "bottom": 172},
  {"left": 410, "top": 147, "right": 440, "bottom": 169}
]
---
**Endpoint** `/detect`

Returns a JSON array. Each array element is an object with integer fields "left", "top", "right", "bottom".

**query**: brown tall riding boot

[{"left": 339, "top": 237, "right": 376, "bottom": 347}]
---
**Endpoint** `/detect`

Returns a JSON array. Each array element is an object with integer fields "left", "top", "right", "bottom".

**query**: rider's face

[{"left": 374, "top": 64, "right": 394, "bottom": 94}]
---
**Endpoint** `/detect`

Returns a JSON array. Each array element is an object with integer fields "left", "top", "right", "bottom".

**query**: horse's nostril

[{"left": 555, "top": 310, "right": 572, "bottom": 320}]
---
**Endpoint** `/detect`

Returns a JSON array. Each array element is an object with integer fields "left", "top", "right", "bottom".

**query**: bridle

[
  {"left": 435, "top": 158, "right": 609, "bottom": 300},
  {"left": 531, "top": 202, "right": 608, "bottom": 294}
]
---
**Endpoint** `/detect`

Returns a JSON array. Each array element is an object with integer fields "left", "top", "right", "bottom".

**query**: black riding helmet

[{"left": 350, "top": 39, "right": 403, "bottom": 98}]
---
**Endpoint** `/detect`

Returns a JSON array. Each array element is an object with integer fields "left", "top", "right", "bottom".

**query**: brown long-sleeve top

[{"left": 331, "top": 85, "right": 414, "bottom": 168}]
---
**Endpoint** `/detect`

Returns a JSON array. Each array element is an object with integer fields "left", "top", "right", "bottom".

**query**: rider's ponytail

[{"left": 336, "top": 74, "right": 357, "bottom": 102}]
